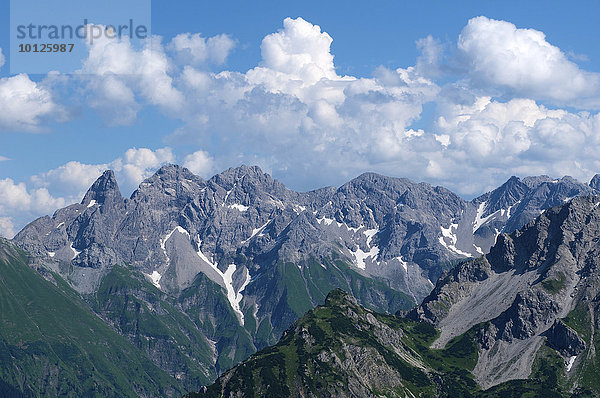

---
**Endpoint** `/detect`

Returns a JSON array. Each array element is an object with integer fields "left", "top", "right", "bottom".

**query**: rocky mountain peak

[
  {"left": 81, "top": 170, "right": 122, "bottom": 207},
  {"left": 11, "top": 165, "right": 600, "bottom": 396},
  {"left": 131, "top": 164, "right": 205, "bottom": 201},
  {"left": 521, "top": 175, "right": 554, "bottom": 188},
  {"left": 482, "top": 175, "right": 528, "bottom": 214},
  {"left": 210, "top": 165, "right": 274, "bottom": 187},
  {"left": 208, "top": 165, "right": 291, "bottom": 201},
  {"left": 152, "top": 164, "right": 201, "bottom": 182},
  {"left": 590, "top": 173, "right": 600, "bottom": 191}
]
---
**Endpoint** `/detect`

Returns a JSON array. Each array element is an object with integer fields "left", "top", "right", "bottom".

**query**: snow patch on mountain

[
  {"left": 566, "top": 355, "right": 577, "bottom": 372},
  {"left": 394, "top": 256, "right": 408, "bottom": 272},
  {"left": 70, "top": 243, "right": 81, "bottom": 259},
  {"left": 196, "top": 235, "right": 248, "bottom": 324},
  {"left": 345, "top": 224, "right": 363, "bottom": 233},
  {"left": 353, "top": 229, "right": 380, "bottom": 269},
  {"left": 317, "top": 216, "right": 342, "bottom": 227},
  {"left": 145, "top": 270, "right": 162, "bottom": 289},
  {"left": 292, "top": 205, "right": 306, "bottom": 214},
  {"left": 364, "top": 228, "right": 378, "bottom": 245},
  {"left": 439, "top": 224, "right": 471, "bottom": 257},
  {"left": 222, "top": 187, "right": 234, "bottom": 206},
  {"left": 229, "top": 204, "right": 249, "bottom": 212},
  {"left": 505, "top": 201, "right": 520, "bottom": 219},
  {"left": 242, "top": 220, "right": 271, "bottom": 243},
  {"left": 222, "top": 264, "right": 247, "bottom": 324},
  {"left": 473, "top": 201, "right": 498, "bottom": 233}
]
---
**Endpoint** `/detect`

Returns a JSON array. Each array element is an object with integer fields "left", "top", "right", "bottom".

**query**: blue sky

[{"left": 1, "top": 0, "right": 600, "bottom": 237}]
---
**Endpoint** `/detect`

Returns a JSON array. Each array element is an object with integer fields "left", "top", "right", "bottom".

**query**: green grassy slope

[
  {"left": 0, "top": 239, "right": 183, "bottom": 397},
  {"left": 92, "top": 264, "right": 256, "bottom": 388}
]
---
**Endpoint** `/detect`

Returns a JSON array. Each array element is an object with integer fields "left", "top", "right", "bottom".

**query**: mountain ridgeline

[{"left": 7, "top": 164, "right": 600, "bottom": 395}]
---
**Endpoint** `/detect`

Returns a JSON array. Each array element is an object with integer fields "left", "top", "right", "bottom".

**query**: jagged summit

[
  {"left": 208, "top": 164, "right": 289, "bottom": 196},
  {"left": 144, "top": 163, "right": 204, "bottom": 184},
  {"left": 590, "top": 173, "right": 600, "bottom": 190},
  {"left": 15, "top": 165, "right": 600, "bottom": 303},
  {"left": 81, "top": 170, "right": 122, "bottom": 207},
  {"left": 481, "top": 175, "right": 528, "bottom": 215},
  {"left": 130, "top": 164, "right": 206, "bottom": 202},
  {"left": 521, "top": 174, "right": 555, "bottom": 188}
]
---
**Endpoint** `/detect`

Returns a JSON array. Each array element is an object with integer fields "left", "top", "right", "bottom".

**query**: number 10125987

[{"left": 18, "top": 43, "right": 74, "bottom": 53}]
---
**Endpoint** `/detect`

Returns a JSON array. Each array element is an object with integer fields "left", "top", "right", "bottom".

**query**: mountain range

[{"left": 5, "top": 164, "right": 600, "bottom": 395}]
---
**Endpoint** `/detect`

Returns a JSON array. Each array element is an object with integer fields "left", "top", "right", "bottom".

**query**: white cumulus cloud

[
  {"left": 31, "top": 161, "right": 109, "bottom": 199},
  {"left": 246, "top": 17, "right": 351, "bottom": 101},
  {"left": 168, "top": 33, "right": 235, "bottom": 65},
  {"left": 166, "top": 18, "right": 440, "bottom": 189},
  {"left": 31, "top": 147, "right": 176, "bottom": 199},
  {"left": 0, "top": 217, "right": 15, "bottom": 239},
  {"left": 257, "top": 17, "right": 337, "bottom": 82},
  {"left": 427, "top": 95, "right": 600, "bottom": 194},
  {"left": 458, "top": 16, "right": 600, "bottom": 103},
  {"left": 183, "top": 150, "right": 215, "bottom": 177},
  {"left": 0, "top": 74, "right": 64, "bottom": 131},
  {"left": 119, "top": 147, "right": 176, "bottom": 188},
  {"left": 79, "top": 30, "right": 184, "bottom": 124},
  {"left": 5, "top": 16, "right": 600, "bottom": 225},
  {"left": 0, "top": 178, "right": 66, "bottom": 238}
]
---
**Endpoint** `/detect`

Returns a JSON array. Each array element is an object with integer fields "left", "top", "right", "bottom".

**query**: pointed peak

[
  {"left": 153, "top": 163, "right": 187, "bottom": 179},
  {"left": 81, "top": 170, "right": 122, "bottom": 206},
  {"left": 155, "top": 163, "right": 182, "bottom": 174},
  {"left": 493, "top": 175, "right": 527, "bottom": 193},
  {"left": 556, "top": 175, "right": 579, "bottom": 184},
  {"left": 590, "top": 174, "right": 600, "bottom": 191}
]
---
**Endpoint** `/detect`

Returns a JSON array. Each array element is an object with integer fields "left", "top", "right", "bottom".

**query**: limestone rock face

[
  {"left": 544, "top": 320, "right": 586, "bottom": 357},
  {"left": 409, "top": 196, "right": 600, "bottom": 388}
]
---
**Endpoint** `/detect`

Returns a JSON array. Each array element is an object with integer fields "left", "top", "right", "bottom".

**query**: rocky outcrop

[
  {"left": 409, "top": 196, "right": 600, "bottom": 388},
  {"left": 543, "top": 320, "right": 586, "bottom": 357}
]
